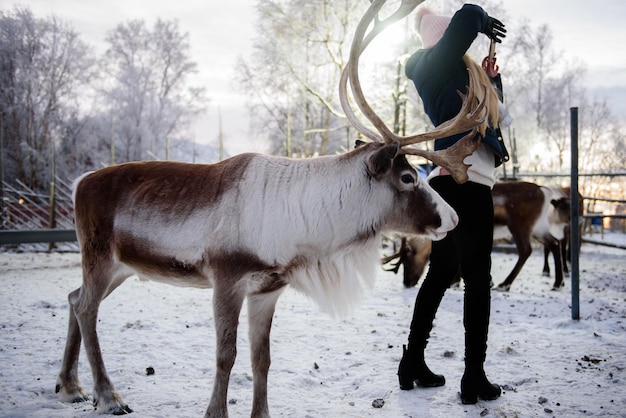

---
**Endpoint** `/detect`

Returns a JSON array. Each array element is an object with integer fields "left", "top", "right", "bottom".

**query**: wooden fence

[
  {"left": 1, "top": 174, "right": 624, "bottom": 251},
  {"left": 1, "top": 178, "right": 78, "bottom": 251}
]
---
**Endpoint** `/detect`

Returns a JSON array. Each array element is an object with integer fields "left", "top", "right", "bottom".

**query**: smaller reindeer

[{"left": 492, "top": 181, "right": 569, "bottom": 291}]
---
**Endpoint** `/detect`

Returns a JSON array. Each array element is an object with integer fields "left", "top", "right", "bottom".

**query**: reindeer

[
  {"left": 55, "top": 1, "right": 489, "bottom": 416},
  {"left": 492, "top": 181, "right": 569, "bottom": 291}
]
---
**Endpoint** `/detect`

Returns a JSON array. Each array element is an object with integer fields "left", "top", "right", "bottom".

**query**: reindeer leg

[
  {"left": 56, "top": 288, "right": 89, "bottom": 403},
  {"left": 548, "top": 236, "right": 565, "bottom": 290},
  {"left": 247, "top": 289, "right": 283, "bottom": 418},
  {"left": 561, "top": 236, "right": 570, "bottom": 276},
  {"left": 75, "top": 272, "right": 132, "bottom": 415},
  {"left": 542, "top": 246, "right": 551, "bottom": 277},
  {"left": 205, "top": 283, "right": 245, "bottom": 418},
  {"left": 495, "top": 232, "right": 532, "bottom": 292}
]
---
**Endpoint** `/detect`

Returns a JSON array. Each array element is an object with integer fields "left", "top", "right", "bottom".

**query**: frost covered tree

[
  {"left": 0, "top": 6, "right": 93, "bottom": 190},
  {"left": 100, "top": 19, "right": 206, "bottom": 162},
  {"left": 236, "top": 0, "right": 358, "bottom": 157},
  {"left": 237, "top": 0, "right": 417, "bottom": 157},
  {"left": 502, "top": 20, "right": 625, "bottom": 178}
]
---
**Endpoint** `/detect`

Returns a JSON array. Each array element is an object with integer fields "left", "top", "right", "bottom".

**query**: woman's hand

[{"left": 482, "top": 54, "right": 499, "bottom": 78}]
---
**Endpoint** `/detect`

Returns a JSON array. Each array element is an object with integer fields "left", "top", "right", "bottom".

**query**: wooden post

[
  {"left": 218, "top": 105, "right": 224, "bottom": 161},
  {"left": 48, "top": 181, "right": 57, "bottom": 252}
]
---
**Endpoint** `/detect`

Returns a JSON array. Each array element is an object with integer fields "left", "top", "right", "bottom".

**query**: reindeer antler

[
  {"left": 340, "top": 0, "right": 489, "bottom": 183},
  {"left": 340, "top": 0, "right": 425, "bottom": 143},
  {"left": 381, "top": 236, "right": 409, "bottom": 274}
]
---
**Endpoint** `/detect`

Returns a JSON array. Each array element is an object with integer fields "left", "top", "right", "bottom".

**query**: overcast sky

[{"left": 7, "top": 0, "right": 626, "bottom": 155}]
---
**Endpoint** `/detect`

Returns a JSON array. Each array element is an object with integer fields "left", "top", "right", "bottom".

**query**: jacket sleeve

[{"left": 427, "top": 4, "right": 490, "bottom": 76}]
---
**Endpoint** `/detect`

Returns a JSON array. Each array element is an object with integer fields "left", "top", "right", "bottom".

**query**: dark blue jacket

[{"left": 405, "top": 4, "right": 508, "bottom": 167}]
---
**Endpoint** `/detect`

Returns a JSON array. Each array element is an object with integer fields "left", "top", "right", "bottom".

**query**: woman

[{"left": 398, "top": 4, "right": 509, "bottom": 404}]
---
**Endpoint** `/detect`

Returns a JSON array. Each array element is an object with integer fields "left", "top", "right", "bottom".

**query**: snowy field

[{"left": 1, "top": 238, "right": 625, "bottom": 418}]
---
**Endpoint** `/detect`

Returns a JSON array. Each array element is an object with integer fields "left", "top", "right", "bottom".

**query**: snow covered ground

[{"left": 1, "top": 239, "right": 625, "bottom": 417}]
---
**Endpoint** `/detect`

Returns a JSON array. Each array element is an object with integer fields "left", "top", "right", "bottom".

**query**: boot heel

[
  {"left": 398, "top": 345, "right": 445, "bottom": 390},
  {"left": 460, "top": 391, "right": 478, "bottom": 405},
  {"left": 460, "top": 363, "right": 501, "bottom": 404},
  {"left": 398, "top": 345, "right": 416, "bottom": 390},
  {"left": 398, "top": 373, "right": 415, "bottom": 391},
  {"left": 460, "top": 383, "right": 501, "bottom": 404}
]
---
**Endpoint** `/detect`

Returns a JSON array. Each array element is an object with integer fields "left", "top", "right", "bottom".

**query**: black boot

[
  {"left": 460, "top": 362, "right": 501, "bottom": 404},
  {"left": 398, "top": 344, "right": 445, "bottom": 390}
]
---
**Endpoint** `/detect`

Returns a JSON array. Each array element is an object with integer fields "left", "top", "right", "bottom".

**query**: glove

[{"left": 483, "top": 16, "right": 506, "bottom": 43}]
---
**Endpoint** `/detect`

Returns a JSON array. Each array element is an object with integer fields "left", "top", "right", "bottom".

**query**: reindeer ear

[
  {"left": 366, "top": 142, "right": 399, "bottom": 177},
  {"left": 354, "top": 139, "right": 367, "bottom": 149}
]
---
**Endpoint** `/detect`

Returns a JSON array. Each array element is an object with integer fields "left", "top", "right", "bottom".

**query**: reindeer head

[
  {"left": 340, "top": 0, "right": 488, "bottom": 184},
  {"left": 351, "top": 140, "right": 458, "bottom": 241}
]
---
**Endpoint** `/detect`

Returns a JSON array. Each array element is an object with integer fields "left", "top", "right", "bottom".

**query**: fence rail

[{"left": 0, "top": 229, "right": 77, "bottom": 245}]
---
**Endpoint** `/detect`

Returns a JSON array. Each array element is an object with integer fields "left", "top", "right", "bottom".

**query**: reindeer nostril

[{"left": 451, "top": 211, "right": 459, "bottom": 227}]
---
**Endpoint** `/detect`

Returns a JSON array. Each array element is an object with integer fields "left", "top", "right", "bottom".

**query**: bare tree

[
  {"left": 502, "top": 20, "right": 590, "bottom": 173},
  {"left": 237, "top": 0, "right": 375, "bottom": 157},
  {"left": 577, "top": 96, "right": 626, "bottom": 200},
  {"left": 539, "top": 66, "right": 585, "bottom": 170},
  {"left": 523, "top": 24, "right": 560, "bottom": 129}
]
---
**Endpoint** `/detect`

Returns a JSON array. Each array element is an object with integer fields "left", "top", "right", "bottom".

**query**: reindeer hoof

[
  {"left": 71, "top": 394, "right": 90, "bottom": 404},
  {"left": 111, "top": 405, "right": 134, "bottom": 415},
  {"left": 542, "top": 272, "right": 550, "bottom": 278},
  {"left": 96, "top": 402, "right": 133, "bottom": 415},
  {"left": 55, "top": 382, "right": 89, "bottom": 403},
  {"left": 94, "top": 394, "right": 133, "bottom": 415},
  {"left": 494, "top": 284, "right": 510, "bottom": 292}
]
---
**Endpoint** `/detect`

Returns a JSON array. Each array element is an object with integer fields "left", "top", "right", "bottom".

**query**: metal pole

[{"left": 570, "top": 107, "right": 580, "bottom": 320}]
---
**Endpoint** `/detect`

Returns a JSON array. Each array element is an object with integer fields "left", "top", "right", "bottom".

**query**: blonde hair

[{"left": 463, "top": 55, "right": 499, "bottom": 136}]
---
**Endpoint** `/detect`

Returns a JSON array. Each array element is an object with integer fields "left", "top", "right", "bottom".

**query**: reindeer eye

[{"left": 401, "top": 173, "right": 415, "bottom": 184}]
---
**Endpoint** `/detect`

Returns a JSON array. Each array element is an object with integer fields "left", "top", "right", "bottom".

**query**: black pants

[{"left": 408, "top": 176, "right": 494, "bottom": 364}]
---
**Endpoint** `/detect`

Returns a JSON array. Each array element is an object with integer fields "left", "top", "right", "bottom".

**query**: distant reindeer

[
  {"left": 388, "top": 181, "right": 571, "bottom": 292},
  {"left": 55, "top": 0, "right": 489, "bottom": 416},
  {"left": 492, "top": 181, "right": 569, "bottom": 291}
]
